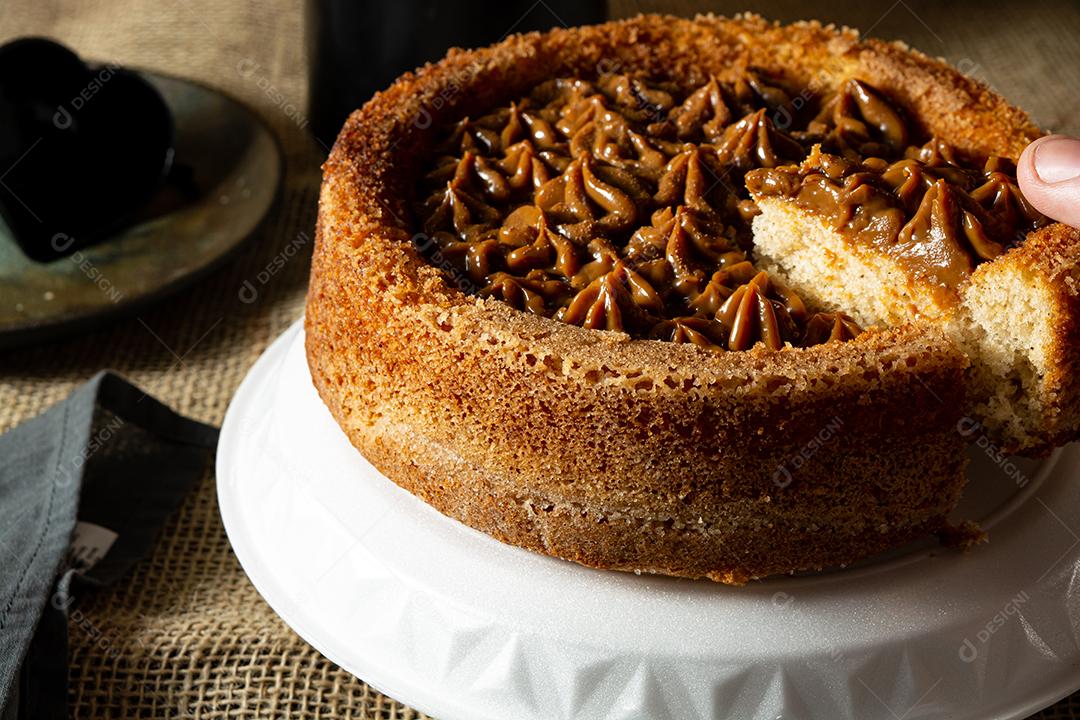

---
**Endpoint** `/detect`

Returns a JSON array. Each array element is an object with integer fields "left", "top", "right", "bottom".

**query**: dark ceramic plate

[{"left": 0, "top": 70, "right": 282, "bottom": 348}]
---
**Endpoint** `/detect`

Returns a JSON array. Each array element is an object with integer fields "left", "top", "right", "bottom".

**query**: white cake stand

[{"left": 218, "top": 320, "right": 1080, "bottom": 720}]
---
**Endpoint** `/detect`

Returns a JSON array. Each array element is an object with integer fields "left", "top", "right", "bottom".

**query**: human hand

[{"left": 1018, "top": 135, "right": 1080, "bottom": 229}]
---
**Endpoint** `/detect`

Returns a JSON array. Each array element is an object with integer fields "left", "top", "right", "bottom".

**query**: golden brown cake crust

[{"left": 301, "top": 13, "right": 1055, "bottom": 581}]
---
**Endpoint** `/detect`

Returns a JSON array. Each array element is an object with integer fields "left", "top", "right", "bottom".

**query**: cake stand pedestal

[{"left": 218, "top": 320, "right": 1080, "bottom": 720}]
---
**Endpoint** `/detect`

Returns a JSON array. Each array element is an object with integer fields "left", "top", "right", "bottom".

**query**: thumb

[{"left": 1018, "top": 135, "right": 1080, "bottom": 229}]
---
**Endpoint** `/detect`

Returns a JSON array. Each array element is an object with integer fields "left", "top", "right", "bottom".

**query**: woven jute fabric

[{"left": 1, "top": 0, "right": 1078, "bottom": 717}]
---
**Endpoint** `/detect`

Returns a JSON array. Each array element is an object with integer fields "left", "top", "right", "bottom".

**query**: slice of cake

[{"left": 748, "top": 143, "right": 1080, "bottom": 453}]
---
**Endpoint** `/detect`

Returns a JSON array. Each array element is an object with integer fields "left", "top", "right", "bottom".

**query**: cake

[{"left": 305, "top": 13, "right": 1080, "bottom": 583}]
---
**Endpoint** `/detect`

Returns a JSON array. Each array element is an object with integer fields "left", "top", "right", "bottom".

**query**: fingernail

[{"left": 1034, "top": 137, "right": 1080, "bottom": 184}]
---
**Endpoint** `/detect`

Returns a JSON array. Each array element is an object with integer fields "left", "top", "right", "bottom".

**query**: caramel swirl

[
  {"left": 801, "top": 79, "right": 909, "bottom": 158},
  {"left": 716, "top": 271, "right": 800, "bottom": 351},
  {"left": 416, "top": 71, "right": 1035, "bottom": 350},
  {"left": 669, "top": 76, "right": 732, "bottom": 141},
  {"left": 803, "top": 312, "right": 863, "bottom": 345},
  {"left": 713, "top": 109, "right": 806, "bottom": 178},
  {"left": 651, "top": 316, "right": 728, "bottom": 348}
]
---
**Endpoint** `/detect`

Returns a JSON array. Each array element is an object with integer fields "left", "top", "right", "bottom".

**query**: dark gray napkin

[{"left": 0, "top": 371, "right": 217, "bottom": 720}]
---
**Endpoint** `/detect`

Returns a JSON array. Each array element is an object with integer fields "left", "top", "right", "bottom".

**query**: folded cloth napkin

[{"left": 0, "top": 371, "right": 217, "bottom": 720}]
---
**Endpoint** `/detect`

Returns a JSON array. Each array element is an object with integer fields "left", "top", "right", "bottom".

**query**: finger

[{"left": 1017, "top": 135, "right": 1080, "bottom": 230}]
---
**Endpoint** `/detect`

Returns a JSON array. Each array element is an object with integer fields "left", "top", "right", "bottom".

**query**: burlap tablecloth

[{"left": 1, "top": 1, "right": 1077, "bottom": 717}]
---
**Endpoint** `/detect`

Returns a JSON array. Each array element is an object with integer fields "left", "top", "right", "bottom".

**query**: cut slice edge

[{"left": 751, "top": 197, "right": 1080, "bottom": 455}]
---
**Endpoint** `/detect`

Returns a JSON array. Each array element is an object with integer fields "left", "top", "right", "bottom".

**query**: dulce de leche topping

[
  {"left": 746, "top": 143, "right": 1049, "bottom": 289},
  {"left": 415, "top": 72, "right": 1042, "bottom": 350}
]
